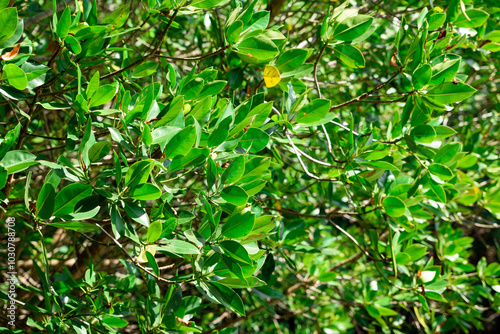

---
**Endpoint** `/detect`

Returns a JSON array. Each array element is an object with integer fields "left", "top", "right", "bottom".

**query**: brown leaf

[
  {"left": 390, "top": 54, "right": 398, "bottom": 67},
  {"left": 434, "top": 30, "right": 446, "bottom": 42},
  {"left": 0, "top": 43, "right": 21, "bottom": 61}
]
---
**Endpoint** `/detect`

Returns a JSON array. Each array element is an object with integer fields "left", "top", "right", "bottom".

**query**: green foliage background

[{"left": 1, "top": 0, "right": 500, "bottom": 333}]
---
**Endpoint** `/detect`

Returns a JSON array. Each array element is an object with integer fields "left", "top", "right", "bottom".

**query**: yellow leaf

[
  {"left": 263, "top": 65, "right": 281, "bottom": 88},
  {"left": 137, "top": 245, "right": 156, "bottom": 263}
]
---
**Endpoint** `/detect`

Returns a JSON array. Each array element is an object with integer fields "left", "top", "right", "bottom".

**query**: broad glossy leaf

[
  {"left": 89, "top": 84, "right": 118, "bottom": 107},
  {"left": 221, "top": 156, "right": 245, "bottom": 185},
  {"left": 294, "top": 99, "right": 331, "bottom": 124},
  {"left": 221, "top": 185, "right": 249, "bottom": 206},
  {"left": 131, "top": 61, "right": 159, "bottom": 78},
  {"left": 88, "top": 141, "right": 111, "bottom": 163},
  {"left": 208, "top": 282, "right": 245, "bottom": 316},
  {"left": 147, "top": 221, "right": 163, "bottom": 243},
  {"left": 411, "top": 124, "right": 436, "bottom": 143},
  {"left": 49, "top": 221, "right": 99, "bottom": 233},
  {"left": 425, "top": 82, "right": 476, "bottom": 104},
  {"left": 239, "top": 128, "right": 269, "bottom": 153},
  {"left": 57, "top": 7, "right": 71, "bottom": 39},
  {"left": 123, "top": 201, "right": 149, "bottom": 226},
  {"left": 434, "top": 142, "right": 460, "bottom": 164},
  {"left": 276, "top": 49, "right": 309, "bottom": 72},
  {"left": 429, "top": 163, "right": 453, "bottom": 181},
  {"left": 126, "top": 183, "right": 162, "bottom": 200},
  {"left": 455, "top": 9, "right": 489, "bottom": 28},
  {"left": 2, "top": 63, "right": 27, "bottom": 90},
  {"left": 220, "top": 240, "right": 253, "bottom": 264},
  {"left": 0, "top": 150, "right": 37, "bottom": 174},
  {"left": 382, "top": 196, "right": 406, "bottom": 217},
  {"left": 0, "top": 7, "right": 18, "bottom": 45},
  {"left": 169, "top": 148, "right": 209, "bottom": 173},
  {"left": 124, "top": 160, "right": 152, "bottom": 188},
  {"left": 222, "top": 209, "right": 255, "bottom": 239},
  {"left": 36, "top": 183, "right": 55, "bottom": 220},
  {"left": 53, "top": 183, "right": 93, "bottom": 217},
  {"left": 237, "top": 34, "right": 279, "bottom": 62},
  {"left": 404, "top": 244, "right": 427, "bottom": 262},
  {"left": 332, "top": 44, "right": 365, "bottom": 68},
  {"left": 156, "top": 240, "right": 199, "bottom": 254},
  {"left": 333, "top": 15, "right": 373, "bottom": 41},
  {"left": 164, "top": 125, "right": 196, "bottom": 159},
  {"left": 412, "top": 64, "right": 431, "bottom": 89}
]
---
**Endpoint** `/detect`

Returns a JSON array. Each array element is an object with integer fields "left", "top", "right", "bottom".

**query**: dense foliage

[{"left": 1, "top": 0, "right": 500, "bottom": 333}]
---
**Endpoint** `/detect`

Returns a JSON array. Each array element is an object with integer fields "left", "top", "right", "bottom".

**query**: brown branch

[{"left": 330, "top": 69, "right": 403, "bottom": 110}]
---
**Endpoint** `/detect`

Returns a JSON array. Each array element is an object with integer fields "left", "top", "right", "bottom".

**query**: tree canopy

[{"left": 1, "top": 0, "right": 500, "bottom": 333}]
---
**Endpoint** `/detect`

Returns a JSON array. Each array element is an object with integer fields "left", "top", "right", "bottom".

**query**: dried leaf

[{"left": 0, "top": 43, "right": 21, "bottom": 61}]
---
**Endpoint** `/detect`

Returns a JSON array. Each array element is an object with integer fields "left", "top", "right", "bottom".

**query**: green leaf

[
  {"left": 425, "top": 82, "right": 476, "bottom": 104},
  {"left": 412, "top": 64, "right": 432, "bottom": 90},
  {"left": 215, "top": 276, "right": 265, "bottom": 288},
  {"left": 164, "top": 125, "right": 196, "bottom": 159},
  {"left": 88, "top": 141, "right": 111, "bottom": 163},
  {"left": 123, "top": 201, "right": 149, "bottom": 226},
  {"left": 101, "top": 4, "right": 130, "bottom": 28},
  {"left": 156, "top": 240, "right": 199, "bottom": 254},
  {"left": 332, "top": 44, "right": 365, "bottom": 68},
  {"left": 151, "top": 126, "right": 181, "bottom": 145},
  {"left": 2, "top": 63, "right": 27, "bottom": 90},
  {"left": 146, "top": 251, "right": 159, "bottom": 276},
  {"left": 434, "top": 142, "right": 460, "bottom": 164},
  {"left": 237, "top": 34, "right": 279, "bottom": 62},
  {"left": 411, "top": 124, "right": 436, "bottom": 143},
  {"left": 131, "top": 61, "right": 159, "bottom": 78},
  {"left": 0, "top": 150, "right": 37, "bottom": 174},
  {"left": 221, "top": 185, "right": 249, "bottom": 206},
  {"left": 455, "top": 9, "right": 489, "bottom": 28},
  {"left": 359, "top": 160, "right": 400, "bottom": 171},
  {"left": 365, "top": 304, "right": 380, "bottom": 318},
  {"left": 404, "top": 244, "right": 427, "bottom": 262},
  {"left": 36, "top": 183, "right": 55, "bottom": 220},
  {"left": 427, "top": 12, "right": 446, "bottom": 30},
  {"left": 333, "top": 15, "right": 374, "bottom": 41},
  {"left": 0, "top": 7, "right": 18, "bottom": 45},
  {"left": 382, "top": 196, "right": 406, "bottom": 217},
  {"left": 101, "top": 316, "right": 129, "bottom": 328},
  {"left": 56, "top": 7, "right": 71, "bottom": 39},
  {"left": 395, "top": 252, "right": 412, "bottom": 265},
  {"left": 147, "top": 221, "right": 163, "bottom": 243},
  {"left": 208, "top": 282, "right": 245, "bottom": 316},
  {"left": 126, "top": 183, "right": 162, "bottom": 200},
  {"left": 37, "top": 101, "right": 72, "bottom": 110},
  {"left": 429, "top": 163, "right": 453, "bottom": 181},
  {"left": 240, "top": 157, "right": 270, "bottom": 183},
  {"left": 276, "top": 49, "right": 309, "bottom": 72},
  {"left": 434, "top": 125, "right": 457, "bottom": 140},
  {"left": 221, "top": 155, "right": 245, "bottom": 185},
  {"left": 294, "top": 99, "right": 331, "bottom": 124},
  {"left": 48, "top": 221, "right": 99, "bottom": 233},
  {"left": 53, "top": 183, "right": 93, "bottom": 217},
  {"left": 429, "top": 59, "right": 460, "bottom": 85},
  {"left": 425, "top": 291, "right": 447, "bottom": 302},
  {"left": 89, "top": 84, "right": 118, "bottom": 107},
  {"left": 222, "top": 209, "right": 255, "bottom": 239},
  {"left": 226, "top": 20, "right": 243, "bottom": 44},
  {"left": 219, "top": 240, "right": 253, "bottom": 264},
  {"left": 169, "top": 148, "right": 209, "bottom": 173},
  {"left": 86, "top": 71, "right": 100, "bottom": 99},
  {"left": 239, "top": 128, "right": 269, "bottom": 153},
  {"left": 124, "top": 160, "right": 152, "bottom": 188},
  {"left": 191, "top": 0, "right": 228, "bottom": 9},
  {"left": 208, "top": 116, "right": 231, "bottom": 148}
]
